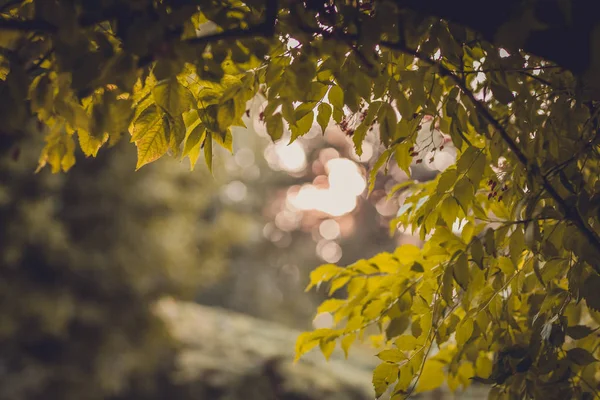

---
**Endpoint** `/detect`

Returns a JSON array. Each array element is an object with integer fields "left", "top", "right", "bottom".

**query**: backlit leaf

[
  {"left": 131, "top": 105, "right": 169, "bottom": 170},
  {"left": 316, "top": 102, "right": 332, "bottom": 134}
]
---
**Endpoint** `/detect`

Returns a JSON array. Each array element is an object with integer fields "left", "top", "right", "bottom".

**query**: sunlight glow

[
  {"left": 286, "top": 157, "right": 366, "bottom": 217},
  {"left": 265, "top": 141, "right": 307, "bottom": 172}
]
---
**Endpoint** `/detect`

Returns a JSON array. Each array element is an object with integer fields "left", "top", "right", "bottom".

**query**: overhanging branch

[
  {"left": 185, "top": 0, "right": 278, "bottom": 46},
  {"left": 0, "top": 17, "right": 56, "bottom": 33},
  {"left": 379, "top": 39, "right": 600, "bottom": 269}
]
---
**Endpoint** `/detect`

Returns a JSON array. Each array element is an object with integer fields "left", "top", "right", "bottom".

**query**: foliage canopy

[{"left": 2, "top": 0, "right": 600, "bottom": 399}]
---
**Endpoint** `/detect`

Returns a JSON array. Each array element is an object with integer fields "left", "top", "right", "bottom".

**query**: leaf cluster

[{"left": 4, "top": 1, "right": 600, "bottom": 398}]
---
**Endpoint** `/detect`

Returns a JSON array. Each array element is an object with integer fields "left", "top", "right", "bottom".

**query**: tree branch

[
  {"left": 0, "top": 17, "right": 56, "bottom": 33},
  {"left": 377, "top": 39, "right": 600, "bottom": 270},
  {"left": 185, "top": 0, "right": 278, "bottom": 46}
]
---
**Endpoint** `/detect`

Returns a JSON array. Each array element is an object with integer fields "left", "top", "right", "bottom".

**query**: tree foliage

[{"left": 2, "top": 0, "right": 600, "bottom": 398}]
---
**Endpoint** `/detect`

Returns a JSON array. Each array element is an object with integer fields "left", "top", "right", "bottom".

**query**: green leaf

[
  {"left": 440, "top": 196, "right": 460, "bottom": 228},
  {"left": 266, "top": 112, "right": 284, "bottom": 141},
  {"left": 436, "top": 169, "right": 458, "bottom": 194},
  {"left": 566, "top": 325, "right": 596, "bottom": 340},
  {"left": 415, "top": 360, "right": 445, "bottom": 393},
  {"left": 316, "top": 102, "right": 332, "bottom": 134},
  {"left": 453, "top": 253, "right": 469, "bottom": 290},
  {"left": 509, "top": 227, "right": 525, "bottom": 267},
  {"left": 377, "top": 349, "right": 407, "bottom": 363},
  {"left": 484, "top": 228, "right": 496, "bottom": 256},
  {"left": 566, "top": 348, "right": 598, "bottom": 366},
  {"left": 490, "top": 83, "right": 514, "bottom": 105},
  {"left": 582, "top": 274, "right": 600, "bottom": 311},
  {"left": 394, "top": 141, "right": 413, "bottom": 176},
  {"left": 153, "top": 78, "right": 195, "bottom": 116},
  {"left": 453, "top": 178, "right": 474, "bottom": 214},
  {"left": 471, "top": 237, "right": 484, "bottom": 269},
  {"left": 131, "top": 105, "right": 169, "bottom": 170},
  {"left": 369, "top": 149, "right": 392, "bottom": 194},
  {"left": 456, "top": 318, "right": 474, "bottom": 346},
  {"left": 213, "top": 129, "right": 233, "bottom": 153},
  {"left": 183, "top": 123, "right": 206, "bottom": 158},
  {"left": 386, "top": 314, "right": 410, "bottom": 339},
  {"left": 442, "top": 264, "right": 455, "bottom": 304},
  {"left": 373, "top": 363, "right": 399, "bottom": 398},
  {"left": 378, "top": 102, "right": 397, "bottom": 145},
  {"left": 217, "top": 98, "right": 236, "bottom": 131},
  {"left": 204, "top": 135, "right": 213, "bottom": 173},
  {"left": 290, "top": 110, "right": 314, "bottom": 142},
  {"left": 328, "top": 86, "right": 344, "bottom": 110}
]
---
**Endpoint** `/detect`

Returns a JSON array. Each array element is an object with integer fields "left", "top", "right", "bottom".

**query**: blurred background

[{"left": 0, "top": 96, "right": 485, "bottom": 399}]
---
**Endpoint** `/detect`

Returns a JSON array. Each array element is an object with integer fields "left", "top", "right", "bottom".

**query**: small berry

[
  {"left": 416, "top": 159, "right": 423, "bottom": 164},
  {"left": 439, "top": 145, "right": 444, "bottom": 150},
  {"left": 498, "top": 196, "right": 503, "bottom": 201}
]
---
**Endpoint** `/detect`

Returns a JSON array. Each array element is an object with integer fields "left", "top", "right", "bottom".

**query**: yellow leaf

[
  {"left": 320, "top": 339, "right": 336, "bottom": 360},
  {"left": 306, "top": 264, "right": 344, "bottom": 291},
  {"left": 317, "top": 299, "right": 346, "bottom": 314},
  {"left": 415, "top": 360, "right": 445, "bottom": 393},
  {"left": 372, "top": 362, "right": 399, "bottom": 398},
  {"left": 457, "top": 362, "right": 475, "bottom": 387},
  {"left": 131, "top": 105, "right": 169, "bottom": 170},
  {"left": 394, "top": 335, "right": 418, "bottom": 351},
  {"left": 341, "top": 334, "right": 356, "bottom": 359},
  {"left": 455, "top": 318, "right": 474, "bottom": 346},
  {"left": 294, "top": 332, "right": 320, "bottom": 362},
  {"left": 377, "top": 349, "right": 407, "bottom": 363}
]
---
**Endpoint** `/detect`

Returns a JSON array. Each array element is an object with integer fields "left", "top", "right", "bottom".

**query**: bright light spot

[
  {"left": 326, "top": 158, "right": 366, "bottom": 196},
  {"left": 222, "top": 180, "right": 247, "bottom": 202},
  {"left": 319, "top": 219, "right": 341, "bottom": 240},
  {"left": 313, "top": 312, "right": 334, "bottom": 329},
  {"left": 499, "top": 48, "right": 510, "bottom": 58},
  {"left": 287, "top": 37, "right": 300, "bottom": 49},
  {"left": 288, "top": 185, "right": 358, "bottom": 217},
  {"left": 234, "top": 148, "right": 255, "bottom": 168},
  {"left": 276, "top": 141, "right": 307, "bottom": 172},
  {"left": 452, "top": 218, "right": 468, "bottom": 235},
  {"left": 265, "top": 141, "right": 307, "bottom": 172},
  {"left": 425, "top": 146, "right": 457, "bottom": 172},
  {"left": 286, "top": 157, "right": 365, "bottom": 217},
  {"left": 317, "top": 240, "right": 342, "bottom": 263},
  {"left": 433, "top": 49, "right": 441, "bottom": 59}
]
